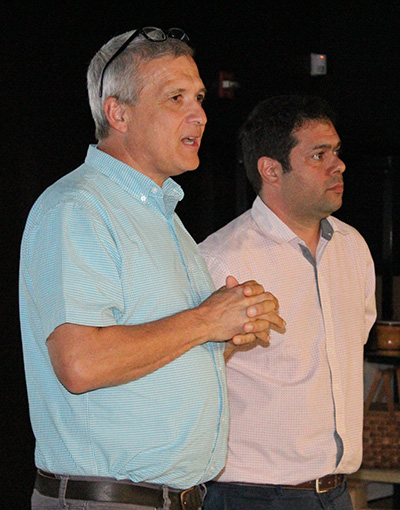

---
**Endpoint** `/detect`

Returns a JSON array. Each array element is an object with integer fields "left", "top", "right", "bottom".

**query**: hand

[
  {"left": 198, "top": 276, "right": 285, "bottom": 346},
  {"left": 226, "top": 276, "right": 286, "bottom": 346}
]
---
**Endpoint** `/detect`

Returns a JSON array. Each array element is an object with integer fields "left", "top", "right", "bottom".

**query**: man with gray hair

[{"left": 19, "top": 28, "right": 285, "bottom": 510}]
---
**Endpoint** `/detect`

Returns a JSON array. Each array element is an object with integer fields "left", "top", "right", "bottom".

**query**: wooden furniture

[
  {"left": 348, "top": 468, "right": 400, "bottom": 509},
  {"left": 356, "top": 350, "right": 400, "bottom": 508}
]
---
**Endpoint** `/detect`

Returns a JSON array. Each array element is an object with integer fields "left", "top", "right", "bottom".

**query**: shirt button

[{"left": 140, "top": 195, "right": 147, "bottom": 202}]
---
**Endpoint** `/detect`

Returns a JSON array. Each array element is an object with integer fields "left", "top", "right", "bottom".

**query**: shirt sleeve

[{"left": 26, "top": 201, "right": 124, "bottom": 340}]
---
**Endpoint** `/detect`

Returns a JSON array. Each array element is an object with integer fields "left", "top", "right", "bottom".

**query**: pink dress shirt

[{"left": 199, "top": 196, "right": 376, "bottom": 485}]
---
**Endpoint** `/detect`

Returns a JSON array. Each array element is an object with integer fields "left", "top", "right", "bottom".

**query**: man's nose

[
  {"left": 331, "top": 155, "right": 346, "bottom": 174},
  {"left": 189, "top": 102, "right": 207, "bottom": 126},
  {"left": 337, "top": 157, "right": 346, "bottom": 173}
]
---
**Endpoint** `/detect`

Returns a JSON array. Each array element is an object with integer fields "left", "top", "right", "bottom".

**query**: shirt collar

[
  {"left": 85, "top": 144, "right": 184, "bottom": 216},
  {"left": 251, "top": 195, "right": 350, "bottom": 245}
]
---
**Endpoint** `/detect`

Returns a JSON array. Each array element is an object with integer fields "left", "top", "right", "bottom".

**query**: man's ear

[
  {"left": 102, "top": 97, "right": 129, "bottom": 133},
  {"left": 258, "top": 157, "right": 281, "bottom": 184}
]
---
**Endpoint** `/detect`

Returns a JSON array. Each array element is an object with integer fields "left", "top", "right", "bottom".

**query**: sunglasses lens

[
  {"left": 142, "top": 27, "right": 167, "bottom": 42},
  {"left": 167, "top": 28, "right": 189, "bottom": 42}
]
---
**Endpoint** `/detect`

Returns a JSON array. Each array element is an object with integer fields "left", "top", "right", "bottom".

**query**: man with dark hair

[
  {"left": 19, "top": 29, "right": 285, "bottom": 510},
  {"left": 200, "top": 95, "right": 376, "bottom": 510}
]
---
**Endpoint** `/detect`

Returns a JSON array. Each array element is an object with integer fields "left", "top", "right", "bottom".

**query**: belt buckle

[
  {"left": 180, "top": 487, "right": 192, "bottom": 507},
  {"left": 180, "top": 486, "right": 201, "bottom": 509},
  {"left": 315, "top": 477, "right": 330, "bottom": 494},
  {"left": 316, "top": 475, "right": 340, "bottom": 494}
]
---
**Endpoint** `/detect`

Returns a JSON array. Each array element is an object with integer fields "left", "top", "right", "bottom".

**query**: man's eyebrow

[
  {"left": 160, "top": 86, "right": 207, "bottom": 99},
  {"left": 311, "top": 141, "right": 342, "bottom": 150}
]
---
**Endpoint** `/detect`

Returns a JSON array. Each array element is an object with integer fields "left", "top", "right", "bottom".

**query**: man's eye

[
  {"left": 197, "top": 94, "right": 205, "bottom": 103},
  {"left": 313, "top": 153, "right": 323, "bottom": 160},
  {"left": 171, "top": 94, "right": 181, "bottom": 102}
]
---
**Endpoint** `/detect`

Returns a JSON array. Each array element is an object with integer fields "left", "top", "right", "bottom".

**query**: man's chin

[
  {"left": 327, "top": 199, "right": 343, "bottom": 215},
  {"left": 183, "top": 158, "right": 201, "bottom": 172}
]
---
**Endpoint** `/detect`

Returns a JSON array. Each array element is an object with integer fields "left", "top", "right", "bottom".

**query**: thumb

[{"left": 225, "top": 275, "right": 239, "bottom": 289}]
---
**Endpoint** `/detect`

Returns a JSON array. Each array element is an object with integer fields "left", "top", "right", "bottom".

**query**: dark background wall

[{"left": 2, "top": 1, "right": 400, "bottom": 506}]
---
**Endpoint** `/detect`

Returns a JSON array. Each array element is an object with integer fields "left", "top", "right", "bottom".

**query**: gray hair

[{"left": 87, "top": 30, "right": 194, "bottom": 140}]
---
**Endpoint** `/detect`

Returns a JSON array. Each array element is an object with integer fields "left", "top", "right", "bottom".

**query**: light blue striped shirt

[{"left": 19, "top": 145, "right": 228, "bottom": 489}]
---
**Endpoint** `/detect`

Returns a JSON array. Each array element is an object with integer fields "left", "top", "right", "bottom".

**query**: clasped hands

[{"left": 201, "top": 275, "right": 286, "bottom": 347}]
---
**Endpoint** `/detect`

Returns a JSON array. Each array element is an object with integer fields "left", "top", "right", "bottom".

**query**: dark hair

[{"left": 239, "top": 95, "right": 338, "bottom": 194}]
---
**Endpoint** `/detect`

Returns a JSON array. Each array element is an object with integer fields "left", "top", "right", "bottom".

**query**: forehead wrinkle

[{"left": 136, "top": 56, "right": 190, "bottom": 96}]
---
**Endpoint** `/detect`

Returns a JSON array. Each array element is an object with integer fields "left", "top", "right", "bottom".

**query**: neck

[
  {"left": 260, "top": 195, "right": 321, "bottom": 258},
  {"left": 97, "top": 137, "right": 166, "bottom": 188}
]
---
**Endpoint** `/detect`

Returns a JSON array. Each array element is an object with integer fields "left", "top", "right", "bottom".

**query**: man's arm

[{"left": 47, "top": 276, "right": 285, "bottom": 394}]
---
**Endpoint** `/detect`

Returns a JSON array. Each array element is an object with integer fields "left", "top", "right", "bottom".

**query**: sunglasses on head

[{"left": 99, "top": 27, "right": 190, "bottom": 98}]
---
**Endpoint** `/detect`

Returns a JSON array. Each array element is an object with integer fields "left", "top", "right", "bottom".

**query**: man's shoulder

[
  {"left": 328, "top": 215, "right": 373, "bottom": 263},
  {"left": 37, "top": 161, "right": 105, "bottom": 209},
  {"left": 23, "top": 163, "right": 105, "bottom": 238},
  {"left": 199, "top": 209, "right": 254, "bottom": 256},
  {"left": 328, "top": 215, "right": 367, "bottom": 243}
]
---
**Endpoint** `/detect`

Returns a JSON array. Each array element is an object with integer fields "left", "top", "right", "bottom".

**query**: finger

[
  {"left": 231, "top": 332, "right": 271, "bottom": 347},
  {"left": 253, "top": 330, "right": 271, "bottom": 345},
  {"left": 225, "top": 275, "right": 239, "bottom": 289},
  {"left": 266, "top": 292, "right": 279, "bottom": 310},
  {"left": 266, "top": 314, "right": 286, "bottom": 333},
  {"left": 240, "top": 280, "right": 265, "bottom": 297},
  {"left": 231, "top": 332, "right": 257, "bottom": 345},
  {"left": 270, "top": 320, "right": 287, "bottom": 334},
  {"left": 246, "top": 297, "right": 279, "bottom": 318},
  {"left": 244, "top": 315, "right": 286, "bottom": 334},
  {"left": 243, "top": 318, "right": 270, "bottom": 334}
]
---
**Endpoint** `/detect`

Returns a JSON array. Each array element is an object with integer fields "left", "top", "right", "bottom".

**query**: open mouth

[{"left": 182, "top": 136, "right": 197, "bottom": 146}]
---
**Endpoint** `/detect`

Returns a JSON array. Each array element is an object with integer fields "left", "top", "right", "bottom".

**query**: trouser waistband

[
  {"left": 35, "top": 469, "right": 204, "bottom": 509},
  {"left": 219, "top": 474, "right": 346, "bottom": 493}
]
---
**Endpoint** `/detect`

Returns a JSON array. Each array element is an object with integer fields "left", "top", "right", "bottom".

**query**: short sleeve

[{"left": 24, "top": 201, "right": 124, "bottom": 339}]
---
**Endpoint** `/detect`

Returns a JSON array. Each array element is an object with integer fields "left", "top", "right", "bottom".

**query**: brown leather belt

[
  {"left": 35, "top": 470, "right": 203, "bottom": 509},
  {"left": 231, "top": 474, "right": 345, "bottom": 493}
]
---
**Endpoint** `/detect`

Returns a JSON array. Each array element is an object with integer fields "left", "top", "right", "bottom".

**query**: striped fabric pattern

[{"left": 19, "top": 145, "right": 228, "bottom": 489}]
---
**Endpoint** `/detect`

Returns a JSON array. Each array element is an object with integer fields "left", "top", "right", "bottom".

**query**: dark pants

[{"left": 203, "top": 480, "right": 353, "bottom": 510}]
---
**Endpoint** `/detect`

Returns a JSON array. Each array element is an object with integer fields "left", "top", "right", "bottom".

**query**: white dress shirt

[{"left": 199, "top": 196, "right": 376, "bottom": 485}]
